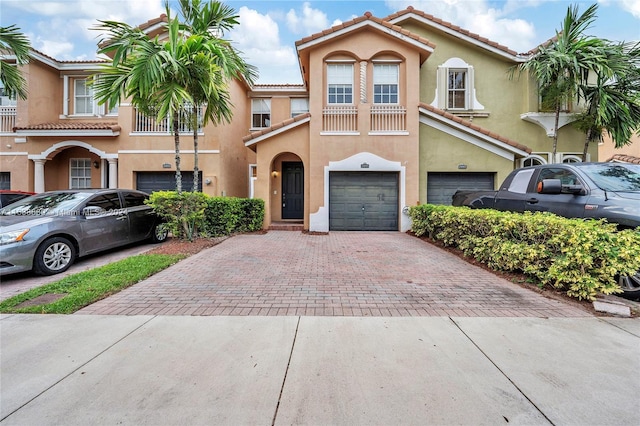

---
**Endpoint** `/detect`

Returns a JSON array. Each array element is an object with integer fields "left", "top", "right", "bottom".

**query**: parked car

[
  {"left": 452, "top": 162, "right": 640, "bottom": 300},
  {"left": 0, "top": 190, "right": 35, "bottom": 208},
  {"left": 0, "top": 189, "right": 168, "bottom": 276}
]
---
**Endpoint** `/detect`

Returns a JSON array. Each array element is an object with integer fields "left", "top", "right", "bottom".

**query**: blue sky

[{"left": 1, "top": 0, "right": 639, "bottom": 84}]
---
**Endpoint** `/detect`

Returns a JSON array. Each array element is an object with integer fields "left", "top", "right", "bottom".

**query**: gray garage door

[
  {"left": 137, "top": 171, "right": 202, "bottom": 194},
  {"left": 329, "top": 171, "right": 398, "bottom": 231},
  {"left": 427, "top": 172, "right": 495, "bottom": 205}
]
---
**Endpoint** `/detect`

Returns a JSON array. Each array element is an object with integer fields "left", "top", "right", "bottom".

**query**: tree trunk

[
  {"left": 581, "top": 128, "right": 593, "bottom": 162},
  {"left": 192, "top": 106, "right": 199, "bottom": 192},
  {"left": 172, "top": 111, "right": 182, "bottom": 193},
  {"left": 551, "top": 101, "right": 561, "bottom": 161}
]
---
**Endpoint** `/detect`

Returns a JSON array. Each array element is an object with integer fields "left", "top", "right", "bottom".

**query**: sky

[{"left": 1, "top": 0, "right": 639, "bottom": 84}]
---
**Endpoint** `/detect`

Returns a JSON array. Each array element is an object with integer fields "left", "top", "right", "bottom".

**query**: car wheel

[
  {"left": 618, "top": 270, "right": 640, "bottom": 301},
  {"left": 150, "top": 224, "right": 168, "bottom": 244},
  {"left": 33, "top": 237, "right": 76, "bottom": 275}
]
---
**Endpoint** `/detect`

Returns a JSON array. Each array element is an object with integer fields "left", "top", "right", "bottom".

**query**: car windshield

[
  {"left": 0, "top": 192, "right": 93, "bottom": 216},
  {"left": 580, "top": 164, "right": 640, "bottom": 192}
]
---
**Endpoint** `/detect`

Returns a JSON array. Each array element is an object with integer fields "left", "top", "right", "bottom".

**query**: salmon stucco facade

[{"left": 2, "top": 7, "right": 610, "bottom": 232}]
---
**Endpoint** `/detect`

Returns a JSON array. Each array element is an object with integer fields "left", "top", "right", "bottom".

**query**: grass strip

[{"left": 0, "top": 253, "right": 184, "bottom": 314}]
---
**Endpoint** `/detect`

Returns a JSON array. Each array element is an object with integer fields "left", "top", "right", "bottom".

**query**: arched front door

[{"left": 281, "top": 161, "right": 303, "bottom": 219}]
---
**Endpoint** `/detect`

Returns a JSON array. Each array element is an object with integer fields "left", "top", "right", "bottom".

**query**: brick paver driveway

[{"left": 78, "top": 231, "right": 589, "bottom": 317}]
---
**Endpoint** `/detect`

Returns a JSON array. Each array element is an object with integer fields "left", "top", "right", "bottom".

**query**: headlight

[{"left": 0, "top": 229, "right": 29, "bottom": 245}]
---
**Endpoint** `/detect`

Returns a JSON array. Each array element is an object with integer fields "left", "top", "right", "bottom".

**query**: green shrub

[
  {"left": 203, "top": 196, "right": 265, "bottom": 236},
  {"left": 147, "top": 191, "right": 209, "bottom": 241},
  {"left": 409, "top": 204, "right": 640, "bottom": 301}
]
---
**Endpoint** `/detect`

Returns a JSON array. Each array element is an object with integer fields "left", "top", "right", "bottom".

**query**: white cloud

[
  {"left": 286, "top": 2, "right": 331, "bottom": 35},
  {"left": 620, "top": 0, "right": 640, "bottom": 18},
  {"left": 384, "top": 0, "right": 538, "bottom": 52},
  {"left": 231, "top": 7, "right": 301, "bottom": 84}
]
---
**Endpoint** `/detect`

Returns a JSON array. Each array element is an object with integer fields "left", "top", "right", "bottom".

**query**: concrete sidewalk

[{"left": 1, "top": 314, "right": 638, "bottom": 425}]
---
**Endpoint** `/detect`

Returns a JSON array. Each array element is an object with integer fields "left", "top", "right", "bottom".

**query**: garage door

[
  {"left": 329, "top": 171, "right": 398, "bottom": 231},
  {"left": 136, "top": 171, "right": 202, "bottom": 194},
  {"left": 427, "top": 172, "right": 494, "bottom": 205}
]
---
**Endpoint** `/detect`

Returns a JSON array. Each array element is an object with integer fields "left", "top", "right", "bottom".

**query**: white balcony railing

[
  {"left": 322, "top": 105, "right": 358, "bottom": 133},
  {"left": 0, "top": 106, "right": 17, "bottom": 133},
  {"left": 133, "top": 105, "right": 203, "bottom": 134},
  {"left": 370, "top": 105, "right": 406, "bottom": 133}
]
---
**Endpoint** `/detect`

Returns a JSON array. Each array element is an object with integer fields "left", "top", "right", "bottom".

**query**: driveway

[{"left": 78, "top": 231, "right": 589, "bottom": 317}]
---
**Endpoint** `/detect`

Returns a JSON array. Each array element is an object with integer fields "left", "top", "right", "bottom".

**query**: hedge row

[
  {"left": 147, "top": 191, "right": 265, "bottom": 241},
  {"left": 409, "top": 204, "right": 640, "bottom": 301}
]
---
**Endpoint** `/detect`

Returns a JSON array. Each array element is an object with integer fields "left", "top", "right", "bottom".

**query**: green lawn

[{"left": 0, "top": 253, "right": 184, "bottom": 314}]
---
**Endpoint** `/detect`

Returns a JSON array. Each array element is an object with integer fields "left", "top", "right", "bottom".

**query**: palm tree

[
  {"left": 0, "top": 25, "right": 31, "bottom": 100},
  {"left": 175, "top": 0, "right": 257, "bottom": 191},
  {"left": 511, "top": 4, "right": 611, "bottom": 160},
  {"left": 574, "top": 41, "right": 640, "bottom": 160}
]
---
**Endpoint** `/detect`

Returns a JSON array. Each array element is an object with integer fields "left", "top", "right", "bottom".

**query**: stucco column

[
  {"left": 107, "top": 158, "right": 118, "bottom": 189},
  {"left": 360, "top": 61, "right": 367, "bottom": 103},
  {"left": 33, "top": 159, "right": 46, "bottom": 193}
]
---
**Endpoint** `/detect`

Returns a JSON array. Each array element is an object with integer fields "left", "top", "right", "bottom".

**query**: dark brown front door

[{"left": 282, "top": 162, "right": 303, "bottom": 219}]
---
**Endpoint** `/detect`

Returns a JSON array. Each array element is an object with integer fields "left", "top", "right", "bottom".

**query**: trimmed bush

[
  {"left": 203, "top": 196, "right": 264, "bottom": 237},
  {"left": 147, "top": 191, "right": 208, "bottom": 241},
  {"left": 409, "top": 204, "right": 640, "bottom": 301}
]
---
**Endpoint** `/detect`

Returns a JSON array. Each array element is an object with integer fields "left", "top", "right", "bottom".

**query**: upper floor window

[
  {"left": 373, "top": 64, "right": 399, "bottom": 104},
  {"left": 252, "top": 99, "right": 271, "bottom": 128},
  {"left": 327, "top": 63, "right": 353, "bottom": 104},
  {"left": 291, "top": 98, "right": 309, "bottom": 118},
  {"left": 433, "top": 58, "right": 484, "bottom": 111},
  {"left": 70, "top": 158, "right": 92, "bottom": 189},
  {"left": 74, "top": 79, "right": 94, "bottom": 115}
]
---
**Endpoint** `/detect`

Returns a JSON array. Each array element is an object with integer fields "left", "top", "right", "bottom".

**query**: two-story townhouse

[{"left": 1, "top": 6, "right": 594, "bottom": 233}]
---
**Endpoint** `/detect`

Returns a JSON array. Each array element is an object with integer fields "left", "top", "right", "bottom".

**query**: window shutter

[
  {"left": 437, "top": 66, "right": 448, "bottom": 109},
  {"left": 466, "top": 66, "right": 475, "bottom": 110}
]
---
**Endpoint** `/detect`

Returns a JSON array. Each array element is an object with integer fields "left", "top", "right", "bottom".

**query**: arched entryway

[{"left": 271, "top": 153, "right": 304, "bottom": 224}]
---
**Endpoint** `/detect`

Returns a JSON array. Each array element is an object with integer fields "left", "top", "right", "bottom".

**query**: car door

[
  {"left": 80, "top": 192, "right": 129, "bottom": 253},
  {"left": 122, "top": 191, "right": 155, "bottom": 242},
  {"left": 493, "top": 168, "right": 535, "bottom": 213},
  {"left": 526, "top": 167, "right": 589, "bottom": 218}
]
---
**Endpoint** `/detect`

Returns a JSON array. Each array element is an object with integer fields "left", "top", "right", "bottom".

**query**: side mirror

[{"left": 537, "top": 179, "right": 562, "bottom": 194}]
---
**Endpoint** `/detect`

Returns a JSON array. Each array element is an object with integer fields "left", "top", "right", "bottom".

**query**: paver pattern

[{"left": 77, "top": 231, "right": 590, "bottom": 317}]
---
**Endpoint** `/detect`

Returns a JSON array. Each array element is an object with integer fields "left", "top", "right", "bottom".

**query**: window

[
  {"left": 0, "top": 172, "right": 10, "bottom": 190},
  {"left": 373, "top": 64, "right": 399, "bottom": 104},
  {"left": 70, "top": 159, "right": 92, "bottom": 189},
  {"left": 507, "top": 169, "right": 535, "bottom": 194},
  {"left": 74, "top": 79, "right": 94, "bottom": 115},
  {"left": 291, "top": 98, "right": 309, "bottom": 117},
  {"left": 252, "top": 99, "right": 271, "bottom": 128},
  {"left": 122, "top": 192, "right": 146, "bottom": 208},
  {"left": 448, "top": 70, "right": 466, "bottom": 109},
  {"left": 86, "top": 192, "right": 122, "bottom": 213},
  {"left": 537, "top": 167, "right": 580, "bottom": 192},
  {"left": 327, "top": 63, "right": 353, "bottom": 104},
  {"left": 434, "top": 58, "right": 484, "bottom": 111},
  {"left": 522, "top": 156, "right": 546, "bottom": 167}
]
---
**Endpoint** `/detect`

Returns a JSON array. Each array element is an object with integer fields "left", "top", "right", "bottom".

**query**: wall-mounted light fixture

[
  {"left": 204, "top": 178, "right": 212, "bottom": 185},
  {"left": 271, "top": 170, "right": 279, "bottom": 178},
  {"left": 93, "top": 161, "right": 100, "bottom": 169}
]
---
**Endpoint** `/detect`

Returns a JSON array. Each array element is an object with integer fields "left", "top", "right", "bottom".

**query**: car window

[
  {"left": 122, "top": 192, "right": 147, "bottom": 208},
  {"left": 537, "top": 168, "right": 580, "bottom": 192},
  {"left": 580, "top": 164, "right": 640, "bottom": 191},
  {"left": 507, "top": 169, "right": 534, "bottom": 194},
  {"left": 86, "top": 193, "right": 122, "bottom": 213},
  {"left": 1, "top": 192, "right": 91, "bottom": 216}
]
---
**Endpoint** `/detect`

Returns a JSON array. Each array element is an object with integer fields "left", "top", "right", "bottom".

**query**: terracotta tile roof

[
  {"left": 295, "top": 11, "right": 436, "bottom": 51},
  {"left": 136, "top": 14, "right": 168, "bottom": 32},
  {"left": 242, "top": 113, "right": 311, "bottom": 144},
  {"left": 419, "top": 103, "right": 532, "bottom": 154},
  {"left": 14, "top": 122, "right": 121, "bottom": 132},
  {"left": 607, "top": 154, "right": 640, "bottom": 164},
  {"left": 385, "top": 6, "right": 520, "bottom": 56}
]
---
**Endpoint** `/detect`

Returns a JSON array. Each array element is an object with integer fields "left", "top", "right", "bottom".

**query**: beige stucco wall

[{"left": 599, "top": 134, "right": 640, "bottom": 161}]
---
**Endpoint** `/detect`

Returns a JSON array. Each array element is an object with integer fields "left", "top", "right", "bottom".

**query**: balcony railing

[
  {"left": 0, "top": 106, "right": 16, "bottom": 133},
  {"left": 322, "top": 105, "right": 358, "bottom": 133},
  {"left": 133, "top": 105, "right": 203, "bottom": 134},
  {"left": 370, "top": 105, "right": 406, "bottom": 133}
]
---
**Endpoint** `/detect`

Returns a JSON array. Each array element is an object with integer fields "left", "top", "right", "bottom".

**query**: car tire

[
  {"left": 150, "top": 224, "right": 168, "bottom": 244},
  {"left": 618, "top": 270, "right": 640, "bottom": 301},
  {"left": 33, "top": 237, "right": 76, "bottom": 276}
]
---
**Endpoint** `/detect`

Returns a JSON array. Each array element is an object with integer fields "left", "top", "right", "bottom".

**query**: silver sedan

[{"left": 0, "top": 189, "right": 167, "bottom": 276}]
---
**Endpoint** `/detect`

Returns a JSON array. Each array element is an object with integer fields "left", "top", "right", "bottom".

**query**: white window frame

[
  {"left": 251, "top": 98, "right": 271, "bottom": 129},
  {"left": 373, "top": 63, "right": 399, "bottom": 105},
  {"left": 74, "top": 79, "right": 95, "bottom": 116},
  {"left": 70, "top": 158, "right": 92, "bottom": 189},
  {"left": 327, "top": 62, "right": 354, "bottom": 105},
  {"left": 433, "top": 58, "right": 484, "bottom": 111},
  {"left": 290, "top": 98, "right": 309, "bottom": 118},
  {"left": 521, "top": 155, "right": 547, "bottom": 168}
]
